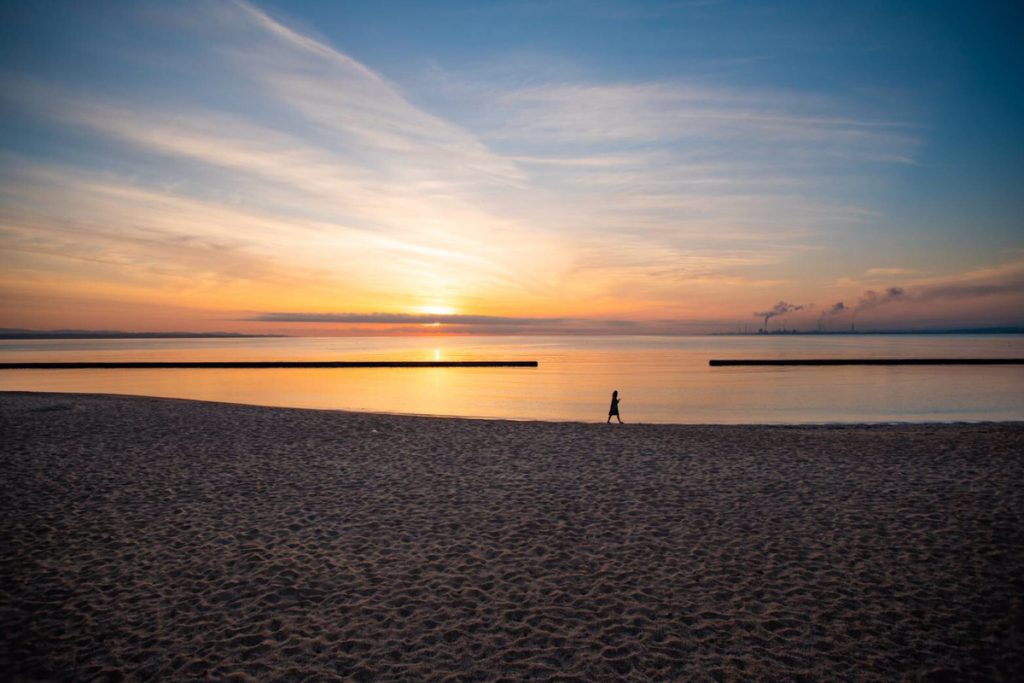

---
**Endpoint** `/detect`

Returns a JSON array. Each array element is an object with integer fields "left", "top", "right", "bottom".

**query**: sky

[{"left": 1, "top": 0, "right": 1022, "bottom": 335}]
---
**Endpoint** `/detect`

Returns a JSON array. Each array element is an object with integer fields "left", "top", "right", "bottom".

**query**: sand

[{"left": 1, "top": 392, "right": 1022, "bottom": 681}]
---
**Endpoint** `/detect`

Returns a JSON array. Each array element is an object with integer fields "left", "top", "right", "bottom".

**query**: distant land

[
  {"left": 716, "top": 326, "right": 1024, "bottom": 336},
  {"left": 0, "top": 329, "right": 288, "bottom": 340},
  {"left": 2, "top": 327, "right": 1022, "bottom": 340}
]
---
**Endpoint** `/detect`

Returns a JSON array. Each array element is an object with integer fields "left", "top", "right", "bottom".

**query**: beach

[{"left": 2, "top": 392, "right": 1022, "bottom": 681}]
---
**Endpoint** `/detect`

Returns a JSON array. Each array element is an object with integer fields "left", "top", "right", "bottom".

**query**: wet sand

[{"left": 2, "top": 392, "right": 1022, "bottom": 681}]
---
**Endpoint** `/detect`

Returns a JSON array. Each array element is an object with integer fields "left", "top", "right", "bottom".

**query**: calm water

[{"left": 1, "top": 335, "right": 1022, "bottom": 423}]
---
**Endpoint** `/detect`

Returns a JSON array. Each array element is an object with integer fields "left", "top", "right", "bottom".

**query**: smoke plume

[
  {"left": 753, "top": 301, "right": 807, "bottom": 330},
  {"left": 857, "top": 286, "right": 905, "bottom": 310},
  {"left": 755, "top": 262, "right": 1024, "bottom": 331}
]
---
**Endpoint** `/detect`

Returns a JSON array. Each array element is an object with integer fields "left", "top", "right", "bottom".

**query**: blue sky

[{"left": 1, "top": 0, "right": 1021, "bottom": 333}]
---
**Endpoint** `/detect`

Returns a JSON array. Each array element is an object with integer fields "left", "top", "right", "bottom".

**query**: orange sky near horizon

[{"left": 1, "top": 1, "right": 1022, "bottom": 336}]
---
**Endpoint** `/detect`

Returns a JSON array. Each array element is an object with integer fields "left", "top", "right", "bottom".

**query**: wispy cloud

[
  {"left": 225, "top": 1, "right": 524, "bottom": 186},
  {"left": 912, "top": 260, "right": 1024, "bottom": 302},
  {"left": 248, "top": 312, "right": 567, "bottom": 325},
  {"left": 242, "top": 310, "right": 744, "bottom": 336},
  {"left": 491, "top": 82, "right": 916, "bottom": 155},
  {"left": 0, "top": 0, "right": 962, "bottom": 332},
  {"left": 864, "top": 267, "right": 915, "bottom": 277}
]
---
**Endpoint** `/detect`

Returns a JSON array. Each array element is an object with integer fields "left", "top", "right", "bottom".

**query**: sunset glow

[
  {"left": 417, "top": 306, "right": 458, "bottom": 317},
  {"left": 1, "top": 1, "right": 1021, "bottom": 335}
]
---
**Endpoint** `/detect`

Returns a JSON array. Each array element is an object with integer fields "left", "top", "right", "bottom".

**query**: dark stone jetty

[
  {"left": 0, "top": 361, "right": 538, "bottom": 369},
  {"left": 709, "top": 358, "right": 1024, "bottom": 366}
]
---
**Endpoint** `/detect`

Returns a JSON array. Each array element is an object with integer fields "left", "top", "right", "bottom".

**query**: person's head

[{"left": 612, "top": 390, "right": 618, "bottom": 397}]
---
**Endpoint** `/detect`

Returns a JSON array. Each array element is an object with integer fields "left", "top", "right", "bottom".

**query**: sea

[{"left": 1, "top": 335, "right": 1022, "bottom": 423}]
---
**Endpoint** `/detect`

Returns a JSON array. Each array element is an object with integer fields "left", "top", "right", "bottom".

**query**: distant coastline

[
  {"left": 0, "top": 329, "right": 288, "bottom": 340},
  {"left": 713, "top": 326, "right": 1024, "bottom": 336},
  {"left": 3, "top": 327, "right": 1022, "bottom": 340}
]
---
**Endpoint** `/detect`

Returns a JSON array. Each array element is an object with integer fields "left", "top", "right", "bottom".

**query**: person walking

[{"left": 607, "top": 390, "right": 622, "bottom": 423}]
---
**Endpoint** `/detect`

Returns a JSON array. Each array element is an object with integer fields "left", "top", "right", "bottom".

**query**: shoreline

[
  {"left": 3, "top": 390, "right": 1023, "bottom": 427},
  {"left": 3, "top": 392, "right": 1023, "bottom": 680}
]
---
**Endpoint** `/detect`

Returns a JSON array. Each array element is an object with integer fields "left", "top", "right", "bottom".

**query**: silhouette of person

[{"left": 607, "top": 390, "right": 622, "bottom": 423}]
